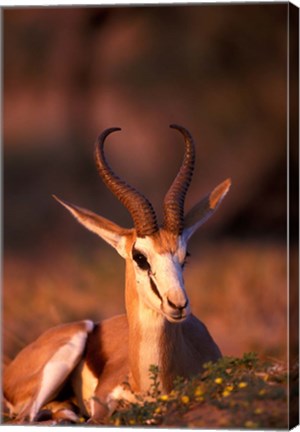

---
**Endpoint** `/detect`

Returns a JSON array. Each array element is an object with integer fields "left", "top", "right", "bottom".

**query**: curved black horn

[
  {"left": 163, "top": 125, "right": 196, "bottom": 235},
  {"left": 95, "top": 128, "right": 158, "bottom": 237}
]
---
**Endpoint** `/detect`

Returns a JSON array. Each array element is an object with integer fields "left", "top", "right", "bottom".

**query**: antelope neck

[{"left": 124, "top": 259, "right": 185, "bottom": 393}]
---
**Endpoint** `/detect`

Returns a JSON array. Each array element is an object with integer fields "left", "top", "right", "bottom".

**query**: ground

[{"left": 3, "top": 353, "right": 298, "bottom": 429}]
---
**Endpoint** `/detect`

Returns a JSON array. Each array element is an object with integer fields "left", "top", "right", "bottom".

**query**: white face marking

[{"left": 132, "top": 236, "right": 191, "bottom": 323}]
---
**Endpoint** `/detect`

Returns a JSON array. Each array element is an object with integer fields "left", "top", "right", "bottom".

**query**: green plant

[{"left": 108, "top": 353, "right": 288, "bottom": 428}]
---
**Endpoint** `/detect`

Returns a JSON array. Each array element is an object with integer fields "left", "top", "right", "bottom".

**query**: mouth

[
  {"left": 149, "top": 276, "right": 190, "bottom": 323},
  {"left": 161, "top": 303, "right": 190, "bottom": 323},
  {"left": 163, "top": 310, "right": 189, "bottom": 323}
]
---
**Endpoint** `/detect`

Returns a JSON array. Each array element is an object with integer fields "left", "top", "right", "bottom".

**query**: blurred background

[{"left": 3, "top": 5, "right": 297, "bottom": 365}]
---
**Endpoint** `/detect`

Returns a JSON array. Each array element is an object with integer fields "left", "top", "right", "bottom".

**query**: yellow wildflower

[
  {"left": 254, "top": 408, "right": 263, "bottom": 414},
  {"left": 259, "top": 388, "right": 266, "bottom": 396},
  {"left": 225, "top": 385, "right": 234, "bottom": 392},
  {"left": 181, "top": 395, "right": 190, "bottom": 404},
  {"left": 129, "top": 419, "right": 136, "bottom": 425},
  {"left": 245, "top": 420, "right": 258, "bottom": 428},
  {"left": 155, "top": 406, "right": 162, "bottom": 414},
  {"left": 159, "top": 394, "right": 169, "bottom": 401},
  {"left": 238, "top": 381, "right": 248, "bottom": 388},
  {"left": 214, "top": 377, "right": 223, "bottom": 385},
  {"left": 194, "top": 386, "right": 204, "bottom": 397},
  {"left": 222, "top": 390, "right": 231, "bottom": 397}
]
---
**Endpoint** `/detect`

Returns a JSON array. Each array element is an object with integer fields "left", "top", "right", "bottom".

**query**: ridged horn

[
  {"left": 95, "top": 127, "right": 158, "bottom": 237},
  {"left": 163, "top": 125, "right": 196, "bottom": 235}
]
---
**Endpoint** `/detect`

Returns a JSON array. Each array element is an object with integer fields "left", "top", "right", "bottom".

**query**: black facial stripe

[{"left": 150, "top": 277, "right": 163, "bottom": 302}]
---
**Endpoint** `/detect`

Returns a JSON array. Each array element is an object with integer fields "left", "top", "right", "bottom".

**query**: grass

[
  {"left": 104, "top": 353, "right": 289, "bottom": 429},
  {"left": 2, "top": 353, "right": 292, "bottom": 428}
]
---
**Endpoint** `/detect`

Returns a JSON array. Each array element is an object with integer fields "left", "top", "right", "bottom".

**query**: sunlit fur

[{"left": 3, "top": 127, "right": 231, "bottom": 421}]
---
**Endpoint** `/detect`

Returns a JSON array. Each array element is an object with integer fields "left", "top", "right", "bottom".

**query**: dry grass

[
  {"left": 3, "top": 240, "right": 287, "bottom": 364},
  {"left": 186, "top": 241, "right": 287, "bottom": 359}
]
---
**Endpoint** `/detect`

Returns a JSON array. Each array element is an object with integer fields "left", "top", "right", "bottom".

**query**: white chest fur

[{"left": 137, "top": 303, "right": 164, "bottom": 391}]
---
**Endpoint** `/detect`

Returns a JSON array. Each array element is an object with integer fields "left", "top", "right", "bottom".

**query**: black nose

[{"left": 167, "top": 298, "right": 189, "bottom": 311}]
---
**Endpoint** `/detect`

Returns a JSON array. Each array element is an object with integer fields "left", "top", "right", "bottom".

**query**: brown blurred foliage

[{"left": 3, "top": 5, "right": 296, "bottom": 362}]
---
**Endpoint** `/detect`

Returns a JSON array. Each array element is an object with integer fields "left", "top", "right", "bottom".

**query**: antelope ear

[
  {"left": 53, "top": 195, "right": 131, "bottom": 258},
  {"left": 182, "top": 178, "right": 231, "bottom": 242}
]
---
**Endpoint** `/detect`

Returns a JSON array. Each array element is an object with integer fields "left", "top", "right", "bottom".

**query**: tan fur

[
  {"left": 209, "top": 179, "right": 231, "bottom": 209},
  {"left": 121, "top": 232, "right": 220, "bottom": 395},
  {"left": 78, "top": 230, "right": 221, "bottom": 417},
  {"left": 4, "top": 217, "right": 224, "bottom": 422},
  {"left": 4, "top": 320, "right": 93, "bottom": 419},
  {"left": 74, "top": 315, "right": 129, "bottom": 419},
  {"left": 4, "top": 130, "right": 230, "bottom": 421},
  {"left": 151, "top": 230, "right": 180, "bottom": 255}
]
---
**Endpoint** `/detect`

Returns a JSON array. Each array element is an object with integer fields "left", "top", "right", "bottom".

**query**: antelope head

[{"left": 54, "top": 125, "right": 231, "bottom": 324}]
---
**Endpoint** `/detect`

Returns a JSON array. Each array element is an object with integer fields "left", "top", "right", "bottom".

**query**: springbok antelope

[{"left": 4, "top": 125, "right": 231, "bottom": 423}]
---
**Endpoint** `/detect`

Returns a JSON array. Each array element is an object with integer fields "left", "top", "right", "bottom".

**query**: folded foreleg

[{"left": 3, "top": 320, "right": 94, "bottom": 422}]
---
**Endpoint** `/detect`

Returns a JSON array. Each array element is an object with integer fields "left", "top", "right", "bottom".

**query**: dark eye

[{"left": 132, "top": 248, "right": 150, "bottom": 271}]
